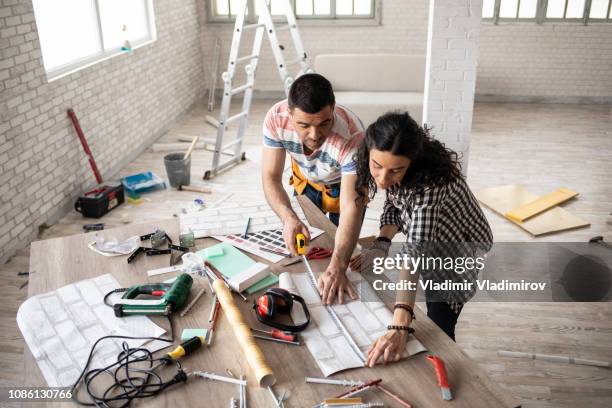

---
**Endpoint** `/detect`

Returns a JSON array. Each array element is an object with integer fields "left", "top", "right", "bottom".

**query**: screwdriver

[
  {"left": 163, "top": 335, "right": 207, "bottom": 362},
  {"left": 251, "top": 328, "right": 298, "bottom": 342}
]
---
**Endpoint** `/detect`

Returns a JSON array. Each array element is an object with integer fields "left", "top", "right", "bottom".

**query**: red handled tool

[
  {"left": 305, "top": 246, "right": 332, "bottom": 260},
  {"left": 427, "top": 355, "right": 452, "bottom": 401},
  {"left": 251, "top": 328, "right": 297, "bottom": 342},
  {"left": 284, "top": 246, "right": 333, "bottom": 266}
]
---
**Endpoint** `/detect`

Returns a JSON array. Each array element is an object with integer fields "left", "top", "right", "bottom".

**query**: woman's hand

[
  {"left": 366, "top": 306, "right": 413, "bottom": 367},
  {"left": 365, "top": 329, "right": 409, "bottom": 367}
]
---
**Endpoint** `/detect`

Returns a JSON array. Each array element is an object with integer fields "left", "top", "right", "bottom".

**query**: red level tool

[{"left": 427, "top": 355, "right": 452, "bottom": 400}]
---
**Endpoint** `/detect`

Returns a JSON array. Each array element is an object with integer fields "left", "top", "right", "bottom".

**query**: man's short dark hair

[{"left": 288, "top": 73, "right": 335, "bottom": 114}]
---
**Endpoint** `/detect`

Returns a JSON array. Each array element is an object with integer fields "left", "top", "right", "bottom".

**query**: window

[
  {"left": 482, "top": 0, "right": 612, "bottom": 23},
  {"left": 209, "top": 0, "right": 378, "bottom": 22},
  {"left": 32, "top": 0, "right": 156, "bottom": 79}
]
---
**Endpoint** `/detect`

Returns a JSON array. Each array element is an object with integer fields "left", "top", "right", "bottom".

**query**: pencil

[
  {"left": 243, "top": 217, "right": 251, "bottom": 238},
  {"left": 211, "top": 299, "right": 221, "bottom": 330}
]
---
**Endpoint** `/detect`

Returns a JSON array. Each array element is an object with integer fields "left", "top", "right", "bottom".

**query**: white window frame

[
  {"left": 39, "top": 0, "right": 157, "bottom": 82},
  {"left": 207, "top": 0, "right": 381, "bottom": 26},
  {"left": 483, "top": 0, "right": 612, "bottom": 24}
]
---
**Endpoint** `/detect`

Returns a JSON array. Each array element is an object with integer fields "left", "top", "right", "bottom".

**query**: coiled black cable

[{"left": 72, "top": 293, "right": 187, "bottom": 407}]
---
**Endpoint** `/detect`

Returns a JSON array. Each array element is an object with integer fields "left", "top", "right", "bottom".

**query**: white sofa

[{"left": 314, "top": 54, "right": 425, "bottom": 127}]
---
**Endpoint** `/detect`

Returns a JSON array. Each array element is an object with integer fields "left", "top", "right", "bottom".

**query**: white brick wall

[
  {"left": 423, "top": 0, "right": 482, "bottom": 174},
  {"left": 200, "top": 0, "right": 612, "bottom": 100},
  {"left": 200, "top": 0, "right": 430, "bottom": 92},
  {"left": 0, "top": 0, "right": 206, "bottom": 263},
  {"left": 478, "top": 23, "right": 612, "bottom": 99}
]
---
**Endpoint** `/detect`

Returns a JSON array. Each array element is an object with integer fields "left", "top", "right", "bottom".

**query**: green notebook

[{"left": 197, "top": 242, "right": 278, "bottom": 294}]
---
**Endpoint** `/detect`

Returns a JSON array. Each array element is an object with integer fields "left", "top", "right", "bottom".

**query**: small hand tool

[
  {"left": 284, "top": 246, "right": 332, "bottom": 266},
  {"left": 426, "top": 355, "right": 452, "bottom": 401},
  {"left": 252, "top": 334, "right": 300, "bottom": 346},
  {"left": 251, "top": 328, "right": 297, "bottom": 342},
  {"left": 163, "top": 333, "right": 207, "bottom": 362}
]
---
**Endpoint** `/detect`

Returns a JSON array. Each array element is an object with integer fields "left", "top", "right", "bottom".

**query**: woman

[{"left": 350, "top": 111, "right": 493, "bottom": 367}]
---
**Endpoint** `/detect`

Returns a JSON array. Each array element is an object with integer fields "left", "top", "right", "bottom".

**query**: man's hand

[
  {"left": 349, "top": 240, "right": 391, "bottom": 273},
  {"left": 317, "top": 265, "right": 357, "bottom": 305},
  {"left": 282, "top": 216, "right": 311, "bottom": 256}
]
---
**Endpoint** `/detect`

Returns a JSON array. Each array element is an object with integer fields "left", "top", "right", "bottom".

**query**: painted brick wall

[
  {"left": 0, "top": 0, "right": 206, "bottom": 264},
  {"left": 423, "top": 0, "right": 482, "bottom": 174},
  {"left": 478, "top": 23, "right": 612, "bottom": 99}
]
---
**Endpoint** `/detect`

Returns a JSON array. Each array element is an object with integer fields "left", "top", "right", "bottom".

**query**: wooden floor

[{"left": 1, "top": 100, "right": 611, "bottom": 407}]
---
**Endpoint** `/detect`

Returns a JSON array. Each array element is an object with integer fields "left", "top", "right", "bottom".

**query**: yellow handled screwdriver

[{"left": 163, "top": 335, "right": 207, "bottom": 362}]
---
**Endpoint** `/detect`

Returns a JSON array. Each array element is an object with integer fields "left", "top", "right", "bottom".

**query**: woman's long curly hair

[{"left": 355, "top": 111, "right": 463, "bottom": 202}]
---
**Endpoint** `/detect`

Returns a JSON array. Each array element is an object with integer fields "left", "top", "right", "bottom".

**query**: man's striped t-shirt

[{"left": 262, "top": 100, "right": 365, "bottom": 185}]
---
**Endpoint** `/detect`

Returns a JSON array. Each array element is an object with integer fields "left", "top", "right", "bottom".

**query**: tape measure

[{"left": 296, "top": 233, "right": 307, "bottom": 255}]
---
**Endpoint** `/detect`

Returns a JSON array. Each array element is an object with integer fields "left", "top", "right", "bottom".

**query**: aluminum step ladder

[{"left": 202, "top": 0, "right": 312, "bottom": 180}]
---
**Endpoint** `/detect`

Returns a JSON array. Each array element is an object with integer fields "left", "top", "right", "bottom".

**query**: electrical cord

[
  {"left": 72, "top": 292, "right": 185, "bottom": 407},
  {"left": 103, "top": 288, "right": 127, "bottom": 307}
]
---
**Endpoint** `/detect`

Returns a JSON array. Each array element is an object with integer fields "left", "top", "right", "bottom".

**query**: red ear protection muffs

[{"left": 254, "top": 288, "right": 310, "bottom": 332}]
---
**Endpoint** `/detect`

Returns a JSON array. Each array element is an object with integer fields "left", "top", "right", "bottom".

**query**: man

[{"left": 261, "top": 73, "right": 364, "bottom": 305}]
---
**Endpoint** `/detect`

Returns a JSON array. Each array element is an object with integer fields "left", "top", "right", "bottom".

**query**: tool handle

[
  {"left": 270, "top": 329, "right": 297, "bottom": 342},
  {"left": 180, "top": 184, "right": 212, "bottom": 193},
  {"left": 426, "top": 355, "right": 450, "bottom": 388},
  {"left": 184, "top": 136, "right": 199, "bottom": 160},
  {"left": 166, "top": 335, "right": 206, "bottom": 360}
]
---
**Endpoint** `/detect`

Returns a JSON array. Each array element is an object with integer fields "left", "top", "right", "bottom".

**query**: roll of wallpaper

[{"left": 212, "top": 279, "right": 276, "bottom": 387}]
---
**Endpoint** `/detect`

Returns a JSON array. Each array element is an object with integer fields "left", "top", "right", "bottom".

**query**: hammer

[
  {"left": 178, "top": 185, "right": 212, "bottom": 194},
  {"left": 589, "top": 236, "right": 612, "bottom": 251}
]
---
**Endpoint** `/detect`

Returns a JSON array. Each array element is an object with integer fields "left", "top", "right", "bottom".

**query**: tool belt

[{"left": 289, "top": 159, "right": 340, "bottom": 214}]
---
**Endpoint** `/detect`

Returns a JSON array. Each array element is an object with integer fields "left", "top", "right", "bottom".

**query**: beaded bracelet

[
  {"left": 394, "top": 303, "right": 415, "bottom": 320},
  {"left": 387, "top": 325, "right": 415, "bottom": 334}
]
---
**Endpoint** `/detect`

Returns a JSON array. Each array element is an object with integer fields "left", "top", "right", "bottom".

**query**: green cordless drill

[{"left": 110, "top": 273, "right": 193, "bottom": 317}]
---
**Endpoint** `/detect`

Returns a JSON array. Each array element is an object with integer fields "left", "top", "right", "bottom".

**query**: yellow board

[
  {"left": 505, "top": 188, "right": 578, "bottom": 222},
  {"left": 475, "top": 184, "right": 589, "bottom": 236}
]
